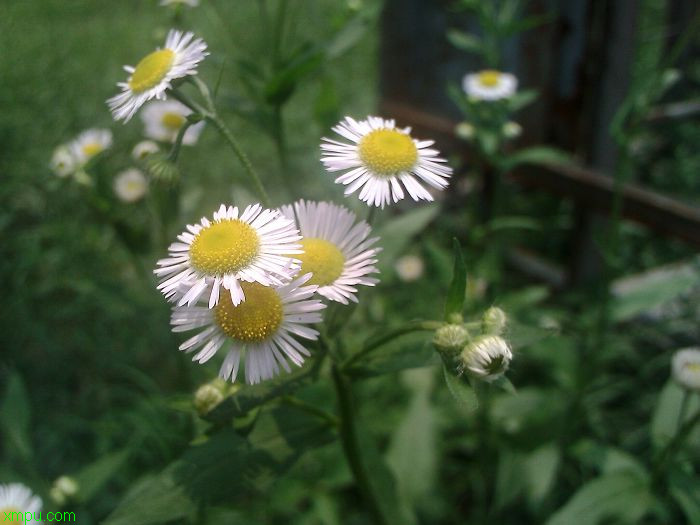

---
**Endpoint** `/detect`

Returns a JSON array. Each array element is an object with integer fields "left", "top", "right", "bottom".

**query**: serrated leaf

[
  {"left": 442, "top": 360, "right": 479, "bottom": 411},
  {"left": 102, "top": 467, "right": 195, "bottom": 525},
  {"left": 545, "top": 471, "right": 652, "bottom": 525},
  {"left": 445, "top": 238, "right": 467, "bottom": 320},
  {"left": 501, "top": 147, "right": 570, "bottom": 171},
  {"left": 0, "top": 372, "right": 32, "bottom": 461}
]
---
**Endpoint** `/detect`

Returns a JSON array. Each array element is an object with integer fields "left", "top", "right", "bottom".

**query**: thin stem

[
  {"left": 677, "top": 389, "right": 691, "bottom": 433},
  {"left": 168, "top": 120, "right": 194, "bottom": 162},
  {"left": 342, "top": 320, "right": 441, "bottom": 370},
  {"left": 331, "top": 366, "right": 389, "bottom": 525},
  {"left": 280, "top": 396, "right": 339, "bottom": 427},
  {"left": 652, "top": 403, "right": 700, "bottom": 484},
  {"left": 207, "top": 114, "right": 272, "bottom": 207}
]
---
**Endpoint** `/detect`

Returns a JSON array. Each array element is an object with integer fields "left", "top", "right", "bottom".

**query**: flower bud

[
  {"left": 482, "top": 306, "right": 507, "bottom": 335},
  {"left": 502, "top": 121, "right": 522, "bottom": 139},
  {"left": 672, "top": 348, "right": 700, "bottom": 391},
  {"left": 394, "top": 254, "right": 424, "bottom": 282},
  {"left": 460, "top": 335, "right": 512, "bottom": 381},
  {"left": 50, "top": 476, "right": 79, "bottom": 505},
  {"left": 144, "top": 153, "right": 179, "bottom": 184},
  {"left": 433, "top": 324, "right": 470, "bottom": 357},
  {"left": 50, "top": 146, "right": 76, "bottom": 178},
  {"left": 132, "top": 140, "right": 160, "bottom": 160},
  {"left": 455, "top": 122, "right": 475, "bottom": 141},
  {"left": 194, "top": 379, "right": 227, "bottom": 415}
]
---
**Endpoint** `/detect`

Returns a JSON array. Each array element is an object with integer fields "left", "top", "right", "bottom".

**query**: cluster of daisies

[
  {"left": 157, "top": 201, "right": 380, "bottom": 384},
  {"left": 92, "top": 29, "right": 454, "bottom": 383},
  {"left": 51, "top": 128, "right": 113, "bottom": 179}
]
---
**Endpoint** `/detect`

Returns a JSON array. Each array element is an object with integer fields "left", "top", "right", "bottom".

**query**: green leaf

[
  {"left": 446, "top": 29, "right": 483, "bottom": 54},
  {"left": 507, "top": 89, "right": 538, "bottom": 111},
  {"left": 501, "top": 147, "right": 570, "bottom": 171},
  {"left": 651, "top": 380, "right": 700, "bottom": 450},
  {"left": 326, "top": 6, "right": 380, "bottom": 59},
  {"left": 524, "top": 444, "right": 560, "bottom": 507},
  {"left": 102, "top": 467, "right": 195, "bottom": 525},
  {"left": 545, "top": 471, "right": 652, "bottom": 525},
  {"left": 346, "top": 338, "right": 436, "bottom": 379},
  {"left": 375, "top": 205, "right": 440, "bottom": 274},
  {"left": 386, "top": 369, "right": 437, "bottom": 508},
  {"left": 445, "top": 238, "right": 467, "bottom": 321},
  {"left": 74, "top": 449, "right": 130, "bottom": 503},
  {"left": 611, "top": 262, "right": 699, "bottom": 322},
  {"left": 442, "top": 360, "right": 479, "bottom": 411},
  {"left": 0, "top": 371, "right": 32, "bottom": 461},
  {"left": 264, "top": 43, "right": 325, "bottom": 106},
  {"left": 669, "top": 469, "right": 700, "bottom": 525}
]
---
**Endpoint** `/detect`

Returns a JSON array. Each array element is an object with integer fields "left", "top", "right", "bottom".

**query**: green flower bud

[
  {"left": 194, "top": 380, "right": 226, "bottom": 415},
  {"left": 482, "top": 306, "right": 507, "bottom": 335},
  {"left": 50, "top": 476, "right": 79, "bottom": 505},
  {"left": 144, "top": 152, "right": 179, "bottom": 184},
  {"left": 433, "top": 324, "right": 470, "bottom": 357}
]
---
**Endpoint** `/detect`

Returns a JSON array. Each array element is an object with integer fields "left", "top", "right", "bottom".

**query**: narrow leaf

[
  {"left": 442, "top": 360, "right": 479, "bottom": 411},
  {"left": 444, "top": 238, "right": 467, "bottom": 321}
]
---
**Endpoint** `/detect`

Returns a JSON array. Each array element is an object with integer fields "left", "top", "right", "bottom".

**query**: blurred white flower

[
  {"left": 49, "top": 476, "right": 78, "bottom": 506},
  {"left": 672, "top": 348, "right": 700, "bottom": 391},
  {"left": 463, "top": 70, "right": 517, "bottom": 101},
  {"left": 394, "top": 254, "right": 424, "bottom": 282},
  {"left": 141, "top": 100, "right": 205, "bottom": 145},
  {"left": 502, "top": 121, "right": 522, "bottom": 139},
  {"left": 132, "top": 140, "right": 160, "bottom": 160},
  {"left": 455, "top": 122, "right": 475, "bottom": 140},
  {"left": 107, "top": 30, "right": 208, "bottom": 122},
  {"left": 113, "top": 168, "right": 148, "bottom": 203},
  {"left": 50, "top": 146, "right": 76, "bottom": 177},
  {"left": 69, "top": 128, "right": 113, "bottom": 166},
  {"left": 0, "top": 483, "right": 42, "bottom": 520},
  {"left": 161, "top": 0, "right": 199, "bottom": 6}
]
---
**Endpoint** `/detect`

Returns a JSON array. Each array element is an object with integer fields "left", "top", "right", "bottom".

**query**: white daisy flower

[
  {"left": 155, "top": 204, "right": 302, "bottom": 308},
  {"left": 463, "top": 70, "right": 517, "bottom": 101},
  {"left": 0, "top": 483, "right": 42, "bottom": 524},
  {"left": 672, "top": 348, "right": 700, "bottom": 391},
  {"left": 161, "top": 0, "right": 199, "bottom": 6},
  {"left": 113, "top": 168, "right": 148, "bottom": 203},
  {"left": 280, "top": 200, "right": 380, "bottom": 304},
  {"left": 459, "top": 335, "right": 512, "bottom": 381},
  {"left": 321, "top": 116, "right": 452, "bottom": 208},
  {"left": 141, "top": 100, "right": 205, "bottom": 145},
  {"left": 171, "top": 274, "right": 325, "bottom": 384},
  {"left": 107, "top": 30, "right": 208, "bottom": 122},
  {"left": 132, "top": 140, "right": 160, "bottom": 160},
  {"left": 50, "top": 145, "right": 76, "bottom": 177},
  {"left": 68, "top": 128, "right": 113, "bottom": 166}
]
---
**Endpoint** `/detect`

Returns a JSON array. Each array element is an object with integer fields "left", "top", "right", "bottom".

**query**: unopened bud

[
  {"left": 50, "top": 476, "right": 79, "bottom": 505},
  {"left": 194, "top": 380, "right": 226, "bottom": 415},
  {"left": 460, "top": 335, "right": 512, "bottom": 381},
  {"left": 144, "top": 153, "right": 179, "bottom": 184},
  {"left": 672, "top": 348, "right": 700, "bottom": 392},
  {"left": 482, "top": 306, "right": 507, "bottom": 335},
  {"left": 132, "top": 140, "right": 160, "bottom": 161},
  {"left": 433, "top": 324, "right": 470, "bottom": 357},
  {"left": 502, "top": 121, "right": 522, "bottom": 139},
  {"left": 455, "top": 122, "right": 475, "bottom": 141}
]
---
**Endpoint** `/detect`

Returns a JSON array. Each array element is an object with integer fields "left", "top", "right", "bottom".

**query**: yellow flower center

[
  {"left": 297, "top": 238, "right": 345, "bottom": 286},
  {"left": 214, "top": 283, "right": 283, "bottom": 342},
  {"left": 189, "top": 219, "right": 260, "bottom": 276},
  {"left": 0, "top": 507, "right": 23, "bottom": 524},
  {"left": 161, "top": 112, "right": 185, "bottom": 131},
  {"left": 82, "top": 142, "right": 103, "bottom": 157},
  {"left": 129, "top": 49, "right": 175, "bottom": 93},
  {"left": 358, "top": 129, "right": 418, "bottom": 176},
  {"left": 478, "top": 70, "right": 502, "bottom": 88},
  {"left": 685, "top": 363, "right": 700, "bottom": 372}
]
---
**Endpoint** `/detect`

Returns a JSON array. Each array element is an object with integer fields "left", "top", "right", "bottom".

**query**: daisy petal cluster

[
  {"left": 463, "top": 70, "right": 517, "bottom": 101},
  {"left": 321, "top": 116, "right": 452, "bottom": 208},
  {"left": 172, "top": 274, "right": 324, "bottom": 384},
  {"left": 156, "top": 204, "right": 302, "bottom": 308},
  {"left": 281, "top": 200, "right": 380, "bottom": 304},
  {"left": 0, "top": 483, "right": 42, "bottom": 523},
  {"left": 141, "top": 100, "right": 205, "bottom": 145},
  {"left": 107, "top": 30, "right": 208, "bottom": 122},
  {"left": 51, "top": 128, "right": 112, "bottom": 178}
]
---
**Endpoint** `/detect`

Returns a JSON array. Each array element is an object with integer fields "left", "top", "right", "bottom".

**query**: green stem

[
  {"left": 652, "top": 404, "right": 700, "bottom": 483},
  {"left": 168, "top": 120, "right": 193, "bottom": 163},
  {"left": 281, "top": 396, "right": 339, "bottom": 426},
  {"left": 677, "top": 389, "right": 691, "bottom": 433},
  {"left": 331, "top": 366, "right": 389, "bottom": 525},
  {"left": 342, "top": 320, "right": 441, "bottom": 370},
  {"left": 207, "top": 114, "right": 272, "bottom": 207}
]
